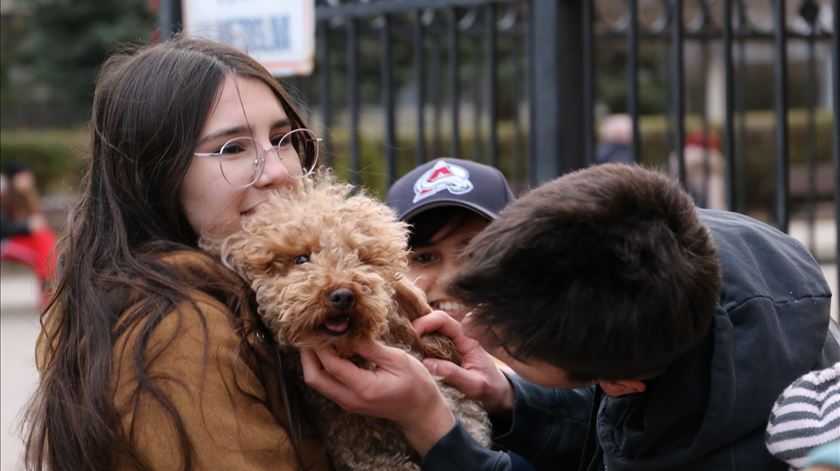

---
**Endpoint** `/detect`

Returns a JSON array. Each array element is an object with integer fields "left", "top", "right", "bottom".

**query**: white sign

[{"left": 182, "top": 0, "right": 315, "bottom": 76}]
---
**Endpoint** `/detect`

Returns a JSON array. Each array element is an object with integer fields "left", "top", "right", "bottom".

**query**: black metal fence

[
  {"left": 306, "top": 0, "right": 837, "bottom": 291},
  {"left": 163, "top": 0, "right": 839, "bottom": 306}
]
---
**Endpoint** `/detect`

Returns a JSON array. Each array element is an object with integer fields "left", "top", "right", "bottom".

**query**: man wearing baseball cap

[{"left": 386, "top": 158, "right": 515, "bottom": 321}]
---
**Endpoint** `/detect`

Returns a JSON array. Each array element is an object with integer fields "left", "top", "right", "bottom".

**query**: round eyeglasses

[{"left": 193, "top": 128, "right": 321, "bottom": 188}]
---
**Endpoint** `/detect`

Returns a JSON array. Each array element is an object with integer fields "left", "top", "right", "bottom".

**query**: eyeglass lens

[{"left": 218, "top": 129, "right": 318, "bottom": 187}]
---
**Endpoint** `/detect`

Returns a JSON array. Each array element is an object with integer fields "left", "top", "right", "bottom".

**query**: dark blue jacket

[{"left": 421, "top": 209, "right": 840, "bottom": 471}]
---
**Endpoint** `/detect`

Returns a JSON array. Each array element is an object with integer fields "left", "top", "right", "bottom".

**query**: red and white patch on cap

[{"left": 412, "top": 160, "right": 474, "bottom": 203}]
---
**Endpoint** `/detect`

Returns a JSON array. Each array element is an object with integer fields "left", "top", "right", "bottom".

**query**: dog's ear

[
  {"left": 394, "top": 276, "right": 431, "bottom": 321},
  {"left": 216, "top": 233, "right": 250, "bottom": 280}
]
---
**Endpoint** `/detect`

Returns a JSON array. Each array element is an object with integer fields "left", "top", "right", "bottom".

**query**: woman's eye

[
  {"left": 294, "top": 254, "right": 310, "bottom": 264},
  {"left": 221, "top": 143, "right": 246, "bottom": 154},
  {"left": 270, "top": 135, "right": 285, "bottom": 147},
  {"left": 411, "top": 252, "right": 436, "bottom": 264}
]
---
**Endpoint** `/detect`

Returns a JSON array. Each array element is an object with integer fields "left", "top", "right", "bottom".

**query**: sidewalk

[{"left": 1, "top": 269, "right": 41, "bottom": 471}]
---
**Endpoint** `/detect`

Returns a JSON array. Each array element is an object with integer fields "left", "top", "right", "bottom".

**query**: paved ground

[
  {"left": 1, "top": 219, "right": 838, "bottom": 468},
  {"left": 1, "top": 273, "right": 41, "bottom": 471}
]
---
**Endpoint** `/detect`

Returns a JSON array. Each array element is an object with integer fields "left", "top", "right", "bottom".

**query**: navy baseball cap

[{"left": 386, "top": 158, "right": 515, "bottom": 222}]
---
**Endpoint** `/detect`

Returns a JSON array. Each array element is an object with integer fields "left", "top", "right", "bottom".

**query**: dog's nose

[{"left": 328, "top": 288, "right": 355, "bottom": 311}]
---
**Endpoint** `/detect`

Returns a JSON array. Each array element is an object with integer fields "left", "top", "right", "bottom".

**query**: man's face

[
  {"left": 462, "top": 315, "right": 596, "bottom": 390},
  {"left": 407, "top": 213, "right": 489, "bottom": 322}
]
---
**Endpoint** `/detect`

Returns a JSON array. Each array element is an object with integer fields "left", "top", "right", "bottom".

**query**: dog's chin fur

[{"left": 205, "top": 171, "right": 490, "bottom": 471}]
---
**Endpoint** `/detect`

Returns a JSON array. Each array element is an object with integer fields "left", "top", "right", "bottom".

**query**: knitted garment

[{"left": 766, "top": 363, "right": 840, "bottom": 468}]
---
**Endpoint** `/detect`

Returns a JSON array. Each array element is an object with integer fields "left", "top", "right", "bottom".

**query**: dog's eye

[{"left": 294, "top": 255, "right": 310, "bottom": 264}]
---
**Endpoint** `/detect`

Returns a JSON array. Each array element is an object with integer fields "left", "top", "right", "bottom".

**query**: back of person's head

[{"left": 450, "top": 163, "right": 721, "bottom": 380}]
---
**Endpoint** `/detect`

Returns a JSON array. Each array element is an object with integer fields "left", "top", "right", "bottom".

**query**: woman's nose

[{"left": 254, "top": 147, "right": 291, "bottom": 189}]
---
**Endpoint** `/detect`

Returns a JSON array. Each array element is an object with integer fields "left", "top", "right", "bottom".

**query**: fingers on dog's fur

[
  {"left": 419, "top": 334, "right": 463, "bottom": 365},
  {"left": 386, "top": 314, "right": 463, "bottom": 365}
]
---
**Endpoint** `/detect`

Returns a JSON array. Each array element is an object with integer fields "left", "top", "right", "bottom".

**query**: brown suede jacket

[{"left": 42, "top": 250, "right": 332, "bottom": 470}]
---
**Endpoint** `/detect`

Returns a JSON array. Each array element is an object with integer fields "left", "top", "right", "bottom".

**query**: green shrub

[
  {"left": 2, "top": 108, "right": 832, "bottom": 212},
  {"left": 0, "top": 129, "right": 88, "bottom": 194},
  {"left": 636, "top": 109, "right": 834, "bottom": 209}
]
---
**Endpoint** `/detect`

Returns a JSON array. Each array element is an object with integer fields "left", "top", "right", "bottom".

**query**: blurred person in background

[
  {"left": 596, "top": 114, "right": 726, "bottom": 211},
  {"left": 385, "top": 158, "right": 515, "bottom": 322},
  {"left": 1, "top": 162, "right": 57, "bottom": 307},
  {"left": 671, "top": 130, "right": 726, "bottom": 210},
  {"left": 22, "top": 37, "right": 332, "bottom": 470},
  {"left": 594, "top": 113, "right": 634, "bottom": 165}
]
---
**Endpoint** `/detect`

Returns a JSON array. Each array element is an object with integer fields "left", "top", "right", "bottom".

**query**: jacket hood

[{"left": 597, "top": 210, "right": 834, "bottom": 470}]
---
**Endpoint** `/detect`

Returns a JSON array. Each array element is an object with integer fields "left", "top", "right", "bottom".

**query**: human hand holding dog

[
  {"left": 300, "top": 339, "right": 456, "bottom": 456},
  {"left": 413, "top": 310, "right": 515, "bottom": 416}
]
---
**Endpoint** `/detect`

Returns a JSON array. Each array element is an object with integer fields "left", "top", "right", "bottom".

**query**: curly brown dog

[{"left": 207, "top": 173, "right": 490, "bottom": 470}]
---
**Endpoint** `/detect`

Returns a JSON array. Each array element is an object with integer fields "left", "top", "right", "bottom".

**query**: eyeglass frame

[{"left": 192, "top": 127, "right": 321, "bottom": 188}]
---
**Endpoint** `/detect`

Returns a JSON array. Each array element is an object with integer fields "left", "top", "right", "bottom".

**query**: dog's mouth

[{"left": 321, "top": 315, "right": 351, "bottom": 336}]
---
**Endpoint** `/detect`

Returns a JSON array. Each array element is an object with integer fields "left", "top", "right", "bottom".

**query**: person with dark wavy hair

[
  {"left": 301, "top": 163, "right": 839, "bottom": 471},
  {"left": 22, "top": 37, "right": 331, "bottom": 470}
]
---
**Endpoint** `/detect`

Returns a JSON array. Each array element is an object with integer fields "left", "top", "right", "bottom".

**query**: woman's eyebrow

[
  {"left": 271, "top": 118, "right": 292, "bottom": 129},
  {"left": 197, "top": 119, "right": 292, "bottom": 145},
  {"left": 197, "top": 126, "right": 249, "bottom": 145}
]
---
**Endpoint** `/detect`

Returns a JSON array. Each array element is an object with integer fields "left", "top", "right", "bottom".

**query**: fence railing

[{"left": 159, "top": 0, "right": 840, "bottom": 308}]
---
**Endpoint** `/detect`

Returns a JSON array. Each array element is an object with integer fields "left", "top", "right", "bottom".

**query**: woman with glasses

[{"left": 23, "top": 37, "right": 330, "bottom": 470}]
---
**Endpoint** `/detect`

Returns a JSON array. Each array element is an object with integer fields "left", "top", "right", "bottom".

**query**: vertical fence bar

[
  {"left": 773, "top": 0, "right": 790, "bottom": 232},
  {"left": 627, "top": 0, "right": 641, "bottom": 162},
  {"left": 473, "top": 37, "right": 484, "bottom": 162},
  {"left": 382, "top": 15, "right": 396, "bottom": 184},
  {"left": 557, "top": 2, "right": 585, "bottom": 174},
  {"left": 448, "top": 7, "right": 461, "bottom": 158},
  {"left": 485, "top": 3, "right": 499, "bottom": 168},
  {"left": 347, "top": 18, "right": 361, "bottom": 185},
  {"left": 432, "top": 38, "right": 443, "bottom": 158},
  {"left": 671, "top": 0, "right": 685, "bottom": 184},
  {"left": 159, "top": 0, "right": 182, "bottom": 40},
  {"left": 582, "top": 0, "right": 595, "bottom": 166},
  {"left": 414, "top": 12, "right": 427, "bottom": 166},
  {"left": 833, "top": 0, "right": 840, "bottom": 311},
  {"left": 735, "top": 0, "right": 748, "bottom": 212},
  {"left": 723, "top": 0, "right": 736, "bottom": 210},
  {"left": 318, "top": 22, "right": 333, "bottom": 167},
  {"left": 528, "top": 0, "right": 560, "bottom": 183},
  {"left": 514, "top": 17, "right": 527, "bottom": 190},
  {"left": 701, "top": 34, "right": 713, "bottom": 206},
  {"left": 806, "top": 27, "right": 818, "bottom": 251}
]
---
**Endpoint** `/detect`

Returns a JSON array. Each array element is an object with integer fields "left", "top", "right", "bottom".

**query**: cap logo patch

[{"left": 413, "top": 160, "right": 474, "bottom": 203}]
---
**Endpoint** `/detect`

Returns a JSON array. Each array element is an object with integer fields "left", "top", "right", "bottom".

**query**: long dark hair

[{"left": 23, "top": 37, "right": 312, "bottom": 470}]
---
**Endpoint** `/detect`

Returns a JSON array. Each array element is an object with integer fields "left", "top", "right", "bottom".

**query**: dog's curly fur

[{"left": 206, "top": 173, "right": 490, "bottom": 470}]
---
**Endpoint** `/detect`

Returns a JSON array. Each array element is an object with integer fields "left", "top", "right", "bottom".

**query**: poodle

[{"left": 206, "top": 173, "right": 490, "bottom": 470}]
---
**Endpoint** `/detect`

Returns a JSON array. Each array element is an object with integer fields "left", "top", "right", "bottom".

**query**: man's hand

[
  {"left": 300, "top": 338, "right": 455, "bottom": 455},
  {"left": 413, "top": 310, "right": 515, "bottom": 416}
]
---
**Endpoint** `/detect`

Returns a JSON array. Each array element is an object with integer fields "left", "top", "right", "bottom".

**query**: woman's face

[
  {"left": 180, "top": 74, "right": 300, "bottom": 239},
  {"left": 407, "top": 212, "right": 489, "bottom": 321}
]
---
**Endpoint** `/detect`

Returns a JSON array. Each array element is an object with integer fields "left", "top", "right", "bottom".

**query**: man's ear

[{"left": 598, "top": 379, "right": 646, "bottom": 397}]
